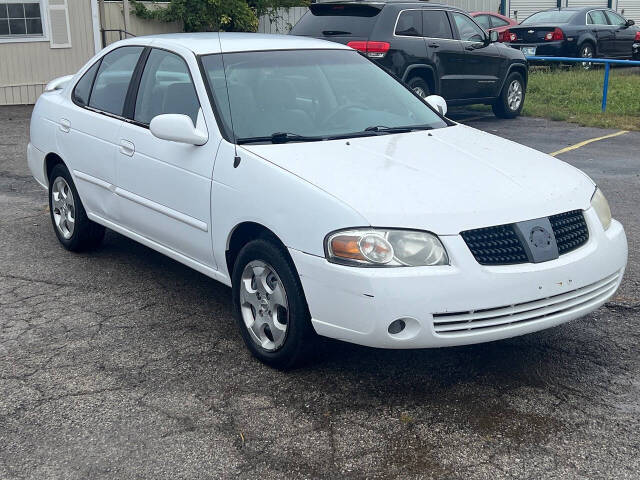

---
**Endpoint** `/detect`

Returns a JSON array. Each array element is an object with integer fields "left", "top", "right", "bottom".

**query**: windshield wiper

[
  {"left": 237, "top": 132, "right": 323, "bottom": 145},
  {"left": 364, "top": 125, "right": 434, "bottom": 134}
]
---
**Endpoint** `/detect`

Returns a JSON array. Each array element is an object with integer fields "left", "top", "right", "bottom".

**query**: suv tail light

[
  {"left": 347, "top": 41, "right": 390, "bottom": 58},
  {"left": 544, "top": 28, "right": 564, "bottom": 41},
  {"left": 499, "top": 30, "right": 517, "bottom": 42}
]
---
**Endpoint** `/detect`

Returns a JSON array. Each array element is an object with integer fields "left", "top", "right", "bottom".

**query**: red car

[{"left": 470, "top": 12, "right": 518, "bottom": 42}]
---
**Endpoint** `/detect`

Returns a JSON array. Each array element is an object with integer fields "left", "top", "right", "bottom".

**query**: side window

[
  {"left": 423, "top": 10, "right": 453, "bottom": 39},
  {"left": 588, "top": 10, "right": 609, "bottom": 25},
  {"left": 134, "top": 49, "right": 200, "bottom": 125},
  {"left": 491, "top": 16, "right": 510, "bottom": 28},
  {"left": 395, "top": 10, "right": 422, "bottom": 37},
  {"left": 605, "top": 11, "right": 626, "bottom": 26},
  {"left": 89, "top": 46, "right": 143, "bottom": 116},
  {"left": 452, "top": 12, "right": 486, "bottom": 43},
  {"left": 72, "top": 61, "right": 100, "bottom": 107},
  {"left": 474, "top": 15, "right": 491, "bottom": 30}
]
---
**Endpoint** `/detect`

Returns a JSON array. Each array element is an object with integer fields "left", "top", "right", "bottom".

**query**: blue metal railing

[{"left": 526, "top": 56, "right": 640, "bottom": 112}]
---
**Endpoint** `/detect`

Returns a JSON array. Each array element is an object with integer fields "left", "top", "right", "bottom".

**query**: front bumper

[{"left": 290, "top": 208, "right": 627, "bottom": 349}]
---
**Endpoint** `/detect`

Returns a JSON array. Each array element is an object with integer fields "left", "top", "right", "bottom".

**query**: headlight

[
  {"left": 591, "top": 187, "right": 611, "bottom": 230},
  {"left": 325, "top": 229, "right": 449, "bottom": 267}
]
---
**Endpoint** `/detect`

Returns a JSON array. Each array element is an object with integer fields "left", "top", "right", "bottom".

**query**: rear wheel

[
  {"left": 48, "top": 164, "right": 105, "bottom": 251},
  {"left": 232, "top": 238, "right": 316, "bottom": 369},
  {"left": 492, "top": 72, "right": 525, "bottom": 119},
  {"left": 578, "top": 43, "right": 595, "bottom": 70},
  {"left": 407, "top": 76, "right": 430, "bottom": 99}
]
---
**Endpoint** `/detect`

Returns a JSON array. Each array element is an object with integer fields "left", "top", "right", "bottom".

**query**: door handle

[
  {"left": 119, "top": 139, "right": 135, "bottom": 157},
  {"left": 59, "top": 118, "right": 70, "bottom": 133},
  {"left": 427, "top": 42, "right": 441, "bottom": 48}
]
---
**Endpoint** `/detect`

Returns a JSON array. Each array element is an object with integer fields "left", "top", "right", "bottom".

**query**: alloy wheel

[
  {"left": 51, "top": 177, "right": 75, "bottom": 239},
  {"left": 239, "top": 260, "right": 289, "bottom": 351},
  {"left": 413, "top": 86, "right": 427, "bottom": 98},
  {"left": 581, "top": 46, "right": 594, "bottom": 70},
  {"left": 507, "top": 80, "right": 523, "bottom": 111}
]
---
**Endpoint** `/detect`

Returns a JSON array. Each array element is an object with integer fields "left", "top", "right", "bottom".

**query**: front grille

[
  {"left": 432, "top": 271, "right": 620, "bottom": 337},
  {"left": 460, "top": 225, "right": 528, "bottom": 265},
  {"left": 461, "top": 210, "right": 589, "bottom": 266},
  {"left": 549, "top": 210, "right": 589, "bottom": 255}
]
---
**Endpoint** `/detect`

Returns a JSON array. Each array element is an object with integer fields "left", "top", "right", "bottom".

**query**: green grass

[{"left": 522, "top": 67, "right": 640, "bottom": 130}]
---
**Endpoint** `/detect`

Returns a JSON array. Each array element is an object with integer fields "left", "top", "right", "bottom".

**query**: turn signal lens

[
  {"left": 326, "top": 229, "right": 448, "bottom": 267},
  {"left": 591, "top": 188, "right": 612, "bottom": 231},
  {"left": 635, "top": 32, "right": 640, "bottom": 41}
]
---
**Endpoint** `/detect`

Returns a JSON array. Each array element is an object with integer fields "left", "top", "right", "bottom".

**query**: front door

[
  {"left": 116, "top": 48, "right": 218, "bottom": 268},
  {"left": 450, "top": 12, "right": 502, "bottom": 99},
  {"left": 606, "top": 10, "right": 637, "bottom": 57}
]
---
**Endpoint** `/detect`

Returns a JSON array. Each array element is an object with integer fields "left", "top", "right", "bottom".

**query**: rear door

[
  {"left": 587, "top": 9, "right": 616, "bottom": 56},
  {"left": 421, "top": 9, "right": 465, "bottom": 100},
  {"left": 57, "top": 46, "right": 143, "bottom": 224}
]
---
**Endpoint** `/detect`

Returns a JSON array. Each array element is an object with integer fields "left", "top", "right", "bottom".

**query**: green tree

[{"left": 131, "top": 0, "right": 308, "bottom": 33}]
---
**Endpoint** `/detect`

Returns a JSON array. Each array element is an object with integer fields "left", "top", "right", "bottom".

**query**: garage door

[
  {"left": 564, "top": 0, "right": 608, "bottom": 8},
  {"left": 509, "top": 0, "right": 558, "bottom": 23},
  {"left": 615, "top": 0, "right": 640, "bottom": 24}
]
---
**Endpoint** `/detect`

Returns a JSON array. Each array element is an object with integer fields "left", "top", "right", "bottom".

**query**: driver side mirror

[
  {"left": 150, "top": 113, "right": 208, "bottom": 146},
  {"left": 489, "top": 30, "right": 499, "bottom": 43},
  {"left": 425, "top": 95, "right": 447, "bottom": 117},
  {"left": 626, "top": 19, "right": 635, "bottom": 27}
]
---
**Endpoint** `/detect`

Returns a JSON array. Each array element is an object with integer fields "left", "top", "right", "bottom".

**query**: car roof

[
  {"left": 112, "top": 32, "right": 351, "bottom": 56},
  {"left": 311, "top": 1, "right": 464, "bottom": 10}
]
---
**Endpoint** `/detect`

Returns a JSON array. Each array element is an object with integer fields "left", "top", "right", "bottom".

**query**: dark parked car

[
  {"left": 290, "top": 1, "right": 529, "bottom": 118},
  {"left": 505, "top": 7, "right": 640, "bottom": 65}
]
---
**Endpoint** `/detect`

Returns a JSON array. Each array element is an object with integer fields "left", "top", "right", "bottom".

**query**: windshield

[
  {"left": 200, "top": 49, "right": 448, "bottom": 144},
  {"left": 521, "top": 10, "right": 576, "bottom": 24}
]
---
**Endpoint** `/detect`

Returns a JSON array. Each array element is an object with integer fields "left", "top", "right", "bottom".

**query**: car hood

[{"left": 241, "top": 124, "right": 595, "bottom": 235}]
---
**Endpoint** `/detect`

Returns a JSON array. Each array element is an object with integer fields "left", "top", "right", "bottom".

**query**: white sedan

[{"left": 28, "top": 33, "right": 627, "bottom": 368}]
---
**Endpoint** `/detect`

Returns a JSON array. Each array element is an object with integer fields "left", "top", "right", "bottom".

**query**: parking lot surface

[{"left": 1, "top": 105, "right": 639, "bottom": 479}]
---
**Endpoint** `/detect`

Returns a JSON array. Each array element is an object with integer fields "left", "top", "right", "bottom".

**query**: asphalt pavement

[{"left": 1, "top": 105, "right": 639, "bottom": 479}]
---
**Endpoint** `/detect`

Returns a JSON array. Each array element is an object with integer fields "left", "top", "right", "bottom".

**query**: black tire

[
  {"left": 407, "top": 76, "right": 431, "bottom": 99},
  {"left": 492, "top": 72, "right": 525, "bottom": 119},
  {"left": 231, "top": 238, "right": 316, "bottom": 369},
  {"left": 48, "top": 163, "right": 105, "bottom": 251},
  {"left": 577, "top": 42, "right": 595, "bottom": 70}
]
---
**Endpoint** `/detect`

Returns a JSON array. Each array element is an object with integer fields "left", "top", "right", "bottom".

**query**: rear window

[
  {"left": 290, "top": 4, "right": 382, "bottom": 37},
  {"left": 521, "top": 10, "right": 576, "bottom": 25}
]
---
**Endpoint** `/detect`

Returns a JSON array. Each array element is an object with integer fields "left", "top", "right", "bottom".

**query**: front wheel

[
  {"left": 232, "top": 238, "right": 316, "bottom": 369},
  {"left": 492, "top": 72, "right": 525, "bottom": 119}
]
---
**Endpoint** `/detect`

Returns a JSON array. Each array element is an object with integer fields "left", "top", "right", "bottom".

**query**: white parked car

[{"left": 28, "top": 33, "right": 627, "bottom": 368}]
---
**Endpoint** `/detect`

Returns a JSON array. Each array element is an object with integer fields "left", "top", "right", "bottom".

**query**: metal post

[
  {"left": 602, "top": 62, "right": 610, "bottom": 112},
  {"left": 98, "top": 0, "right": 106, "bottom": 48},
  {"left": 122, "top": 0, "right": 131, "bottom": 36}
]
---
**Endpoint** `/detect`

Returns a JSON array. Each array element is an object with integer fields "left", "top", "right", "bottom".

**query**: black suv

[{"left": 291, "top": 1, "right": 529, "bottom": 118}]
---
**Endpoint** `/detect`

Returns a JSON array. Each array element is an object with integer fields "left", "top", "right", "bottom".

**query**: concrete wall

[{"left": 103, "top": 1, "right": 182, "bottom": 46}]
